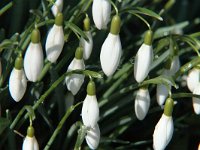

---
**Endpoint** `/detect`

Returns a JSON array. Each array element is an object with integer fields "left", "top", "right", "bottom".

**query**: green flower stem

[
  {"left": 74, "top": 125, "right": 87, "bottom": 150},
  {"left": 37, "top": 61, "right": 52, "bottom": 82},
  {"left": 108, "top": 0, "right": 119, "bottom": 15},
  {"left": 172, "top": 93, "right": 200, "bottom": 99},
  {"left": 0, "top": 2, "right": 13, "bottom": 16},
  {"left": 10, "top": 107, "right": 26, "bottom": 130},
  {"left": 44, "top": 102, "right": 82, "bottom": 150}
]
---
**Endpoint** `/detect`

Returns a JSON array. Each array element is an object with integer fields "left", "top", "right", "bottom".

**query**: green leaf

[
  {"left": 0, "top": 117, "right": 10, "bottom": 134},
  {"left": 134, "top": 7, "right": 163, "bottom": 21},
  {"left": 66, "top": 22, "right": 89, "bottom": 41},
  {"left": 82, "top": 70, "right": 103, "bottom": 79}
]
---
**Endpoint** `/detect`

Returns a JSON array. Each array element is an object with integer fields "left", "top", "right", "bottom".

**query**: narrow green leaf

[
  {"left": 0, "top": 117, "right": 10, "bottom": 134},
  {"left": 134, "top": 7, "right": 163, "bottom": 21}
]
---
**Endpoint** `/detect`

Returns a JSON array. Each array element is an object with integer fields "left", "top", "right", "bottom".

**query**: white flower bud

[
  {"left": 9, "top": 68, "right": 27, "bottom": 102},
  {"left": 156, "top": 84, "right": 171, "bottom": 106},
  {"left": 192, "top": 83, "right": 200, "bottom": 114},
  {"left": 153, "top": 114, "right": 174, "bottom": 150},
  {"left": 22, "top": 136, "right": 39, "bottom": 150},
  {"left": 134, "top": 43, "right": 153, "bottom": 83},
  {"left": 85, "top": 124, "right": 100, "bottom": 150},
  {"left": 45, "top": 24, "right": 64, "bottom": 63},
  {"left": 134, "top": 88, "right": 150, "bottom": 120},
  {"left": 81, "top": 95, "right": 99, "bottom": 128},
  {"left": 65, "top": 58, "right": 85, "bottom": 95},
  {"left": 187, "top": 68, "right": 200, "bottom": 92},
  {"left": 24, "top": 43, "right": 43, "bottom": 82},
  {"left": 100, "top": 33, "right": 122, "bottom": 76},
  {"left": 80, "top": 31, "right": 93, "bottom": 60},
  {"left": 51, "top": 0, "right": 63, "bottom": 17},
  {"left": 92, "top": 0, "right": 111, "bottom": 30},
  {"left": 169, "top": 56, "right": 180, "bottom": 75}
]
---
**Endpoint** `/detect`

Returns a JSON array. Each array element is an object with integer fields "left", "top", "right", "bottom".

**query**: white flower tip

[{"left": 22, "top": 136, "right": 39, "bottom": 150}]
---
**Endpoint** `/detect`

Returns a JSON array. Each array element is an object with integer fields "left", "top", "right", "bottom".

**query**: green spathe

[
  {"left": 14, "top": 54, "right": 23, "bottom": 70},
  {"left": 110, "top": 15, "right": 121, "bottom": 35},
  {"left": 27, "top": 126, "right": 35, "bottom": 137},
  {"left": 55, "top": 12, "right": 63, "bottom": 26},
  {"left": 144, "top": 30, "right": 153, "bottom": 46},
  {"left": 31, "top": 29, "right": 40, "bottom": 43},
  {"left": 87, "top": 81, "right": 96, "bottom": 95},
  {"left": 164, "top": 98, "right": 174, "bottom": 116},
  {"left": 75, "top": 47, "right": 83, "bottom": 60}
]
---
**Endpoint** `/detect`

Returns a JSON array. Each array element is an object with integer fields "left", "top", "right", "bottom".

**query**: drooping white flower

[
  {"left": 51, "top": 0, "right": 63, "bottom": 17},
  {"left": 134, "top": 30, "right": 153, "bottom": 83},
  {"left": 192, "top": 83, "right": 200, "bottom": 114},
  {"left": 22, "top": 126, "right": 39, "bottom": 150},
  {"left": 92, "top": 0, "right": 111, "bottom": 30},
  {"left": 9, "top": 55, "right": 27, "bottom": 102},
  {"left": 153, "top": 98, "right": 174, "bottom": 150},
  {"left": 80, "top": 16, "right": 93, "bottom": 60},
  {"left": 24, "top": 29, "right": 43, "bottom": 82},
  {"left": 100, "top": 15, "right": 122, "bottom": 76},
  {"left": 187, "top": 68, "right": 200, "bottom": 92},
  {"left": 134, "top": 87, "right": 150, "bottom": 120},
  {"left": 45, "top": 13, "right": 64, "bottom": 63},
  {"left": 65, "top": 47, "right": 85, "bottom": 95},
  {"left": 85, "top": 124, "right": 100, "bottom": 150},
  {"left": 81, "top": 81, "right": 99, "bottom": 128},
  {"left": 165, "top": 56, "right": 180, "bottom": 76},
  {"left": 156, "top": 84, "right": 171, "bottom": 107}
]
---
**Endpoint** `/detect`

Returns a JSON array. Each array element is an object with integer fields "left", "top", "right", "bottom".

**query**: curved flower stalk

[
  {"left": 85, "top": 124, "right": 100, "bottom": 150},
  {"left": 65, "top": 47, "right": 85, "bottom": 95},
  {"left": 153, "top": 98, "right": 174, "bottom": 150},
  {"left": 9, "top": 54, "right": 27, "bottom": 102},
  {"left": 45, "top": 13, "right": 64, "bottom": 63},
  {"left": 24, "top": 29, "right": 43, "bottom": 82},
  {"left": 80, "top": 16, "right": 93, "bottom": 60},
  {"left": 134, "top": 30, "right": 154, "bottom": 83},
  {"left": 81, "top": 81, "right": 99, "bottom": 128},
  {"left": 134, "top": 87, "right": 150, "bottom": 120},
  {"left": 51, "top": 0, "right": 63, "bottom": 17},
  {"left": 192, "top": 83, "right": 200, "bottom": 114},
  {"left": 100, "top": 15, "right": 122, "bottom": 76},
  {"left": 22, "top": 126, "right": 39, "bottom": 150},
  {"left": 92, "top": 0, "right": 111, "bottom": 30},
  {"left": 187, "top": 67, "right": 200, "bottom": 92}
]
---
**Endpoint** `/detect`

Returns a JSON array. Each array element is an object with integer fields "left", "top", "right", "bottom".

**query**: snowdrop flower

[
  {"left": 65, "top": 47, "right": 85, "bottom": 95},
  {"left": 92, "top": 0, "right": 111, "bottom": 30},
  {"left": 156, "top": 84, "right": 170, "bottom": 107},
  {"left": 198, "top": 143, "right": 200, "bottom": 150},
  {"left": 51, "top": 0, "right": 63, "bottom": 17},
  {"left": 100, "top": 15, "right": 122, "bottom": 76},
  {"left": 9, "top": 54, "right": 27, "bottom": 102},
  {"left": 85, "top": 124, "right": 100, "bottom": 150},
  {"left": 167, "top": 56, "right": 180, "bottom": 76},
  {"left": 187, "top": 68, "right": 200, "bottom": 92},
  {"left": 22, "top": 126, "right": 39, "bottom": 150},
  {"left": 192, "top": 83, "right": 200, "bottom": 114},
  {"left": 80, "top": 16, "right": 93, "bottom": 60},
  {"left": 153, "top": 98, "right": 174, "bottom": 150},
  {"left": 24, "top": 29, "right": 43, "bottom": 82},
  {"left": 135, "top": 87, "right": 150, "bottom": 120},
  {"left": 81, "top": 81, "right": 99, "bottom": 128},
  {"left": 46, "top": 13, "right": 64, "bottom": 63},
  {"left": 134, "top": 30, "right": 154, "bottom": 83}
]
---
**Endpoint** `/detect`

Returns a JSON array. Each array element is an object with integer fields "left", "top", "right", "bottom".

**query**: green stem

[
  {"left": 0, "top": 2, "right": 13, "bottom": 16},
  {"left": 37, "top": 61, "right": 52, "bottom": 82},
  {"left": 108, "top": 0, "right": 119, "bottom": 15},
  {"left": 74, "top": 125, "right": 87, "bottom": 150},
  {"left": 44, "top": 102, "right": 82, "bottom": 150}
]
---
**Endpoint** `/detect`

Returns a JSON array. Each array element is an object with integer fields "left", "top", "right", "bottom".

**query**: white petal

[
  {"left": 81, "top": 95, "right": 99, "bottom": 128},
  {"left": 65, "top": 58, "right": 85, "bottom": 95},
  {"left": 187, "top": 68, "right": 200, "bottom": 92},
  {"left": 134, "top": 88, "right": 150, "bottom": 120},
  {"left": 153, "top": 114, "right": 174, "bottom": 150},
  {"left": 24, "top": 43, "right": 43, "bottom": 82},
  {"left": 51, "top": 0, "right": 63, "bottom": 17},
  {"left": 156, "top": 84, "right": 170, "bottom": 106},
  {"left": 80, "top": 31, "right": 93, "bottom": 60},
  {"left": 9, "top": 68, "right": 27, "bottom": 102},
  {"left": 92, "top": 0, "right": 111, "bottom": 30},
  {"left": 45, "top": 24, "right": 64, "bottom": 63},
  {"left": 22, "top": 136, "right": 39, "bottom": 150},
  {"left": 192, "top": 84, "right": 200, "bottom": 114},
  {"left": 85, "top": 124, "right": 100, "bottom": 150},
  {"left": 169, "top": 56, "right": 180, "bottom": 75},
  {"left": 134, "top": 43, "right": 153, "bottom": 83},
  {"left": 100, "top": 33, "right": 122, "bottom": 76}
]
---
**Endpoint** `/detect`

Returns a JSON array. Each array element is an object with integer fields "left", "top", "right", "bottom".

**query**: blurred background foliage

[{"left": 0, "top": 0, "right": 200, "bottom": 149}]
